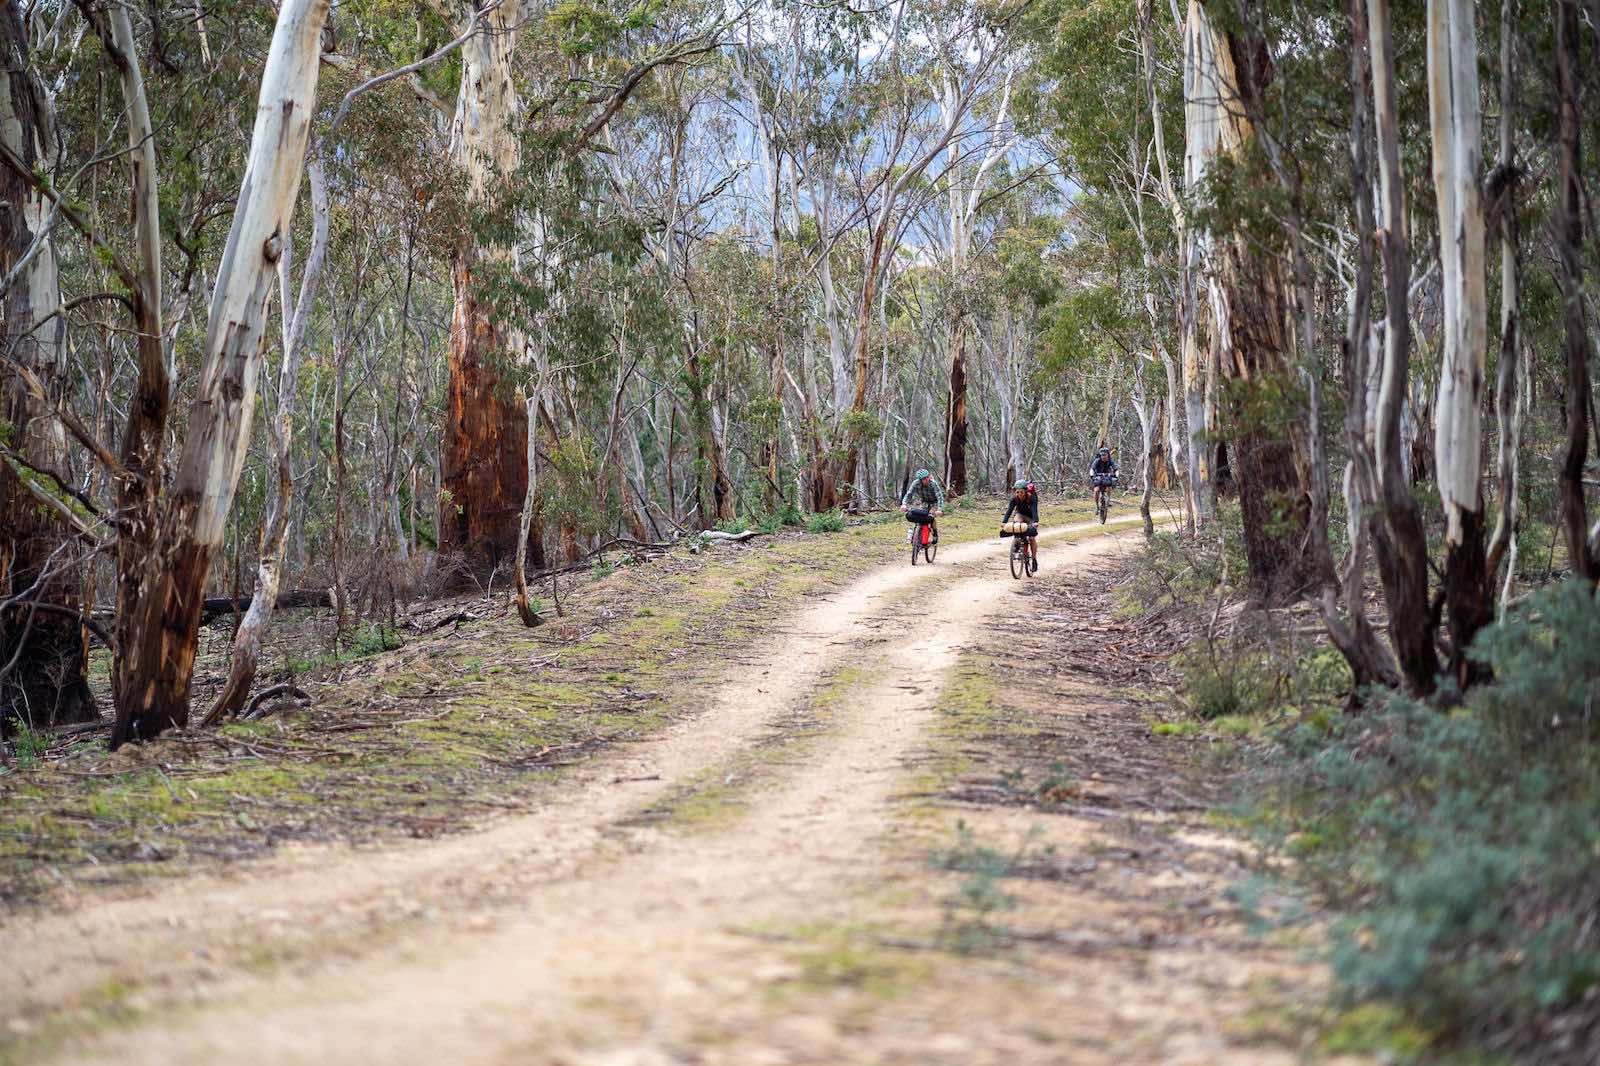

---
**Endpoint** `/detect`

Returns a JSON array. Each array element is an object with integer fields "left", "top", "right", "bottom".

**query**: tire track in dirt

[{"left": 11, "top": 518, "right": 1158, "bottom": 1064}]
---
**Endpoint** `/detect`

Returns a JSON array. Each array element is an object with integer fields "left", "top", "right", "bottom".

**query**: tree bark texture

[
  {"left": 0, "top": 1, "right": 97, "bottom": 729},
  {"left": 944, "top": 326, "right": 969, "bottom": 496},
  {"left": 1366, "top": 0, "right": 1441, "bottom": 694},
  {"left": 1205, "top": 13, "right": 1331, "bottom": 606},
  {"left": 111, "top": 0, "right": 332, "bottom": 747},
  {"left": 1427, "top": 0, "right": 1493, "bottom": 683},
  {"left": 204, "top": 154, "right": 331, "bottom": 726},
  {"left": 438, "top": 0, "right": 530, "bottom": 566},
  {"left": 1554, "top": 0, "right": 1598, "bottom": 584}
]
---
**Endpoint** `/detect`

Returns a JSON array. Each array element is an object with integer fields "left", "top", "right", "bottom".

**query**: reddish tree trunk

[{"left": 439, "top": 251, "right": 529, "bottom": 571}]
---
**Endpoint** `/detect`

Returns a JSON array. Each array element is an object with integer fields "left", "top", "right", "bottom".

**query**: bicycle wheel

[
  {"left": 911, "top": 539, "right": 921, "bottom": 566},
  {"left": 1009, "top": 543, "right": 1024, "bottom": 580},
  {"left": 925, "top": 540, "right": 937, "bottom": 564},
  {"left": 1097, "top": 491, "right": 1108, "bottom": 524}
]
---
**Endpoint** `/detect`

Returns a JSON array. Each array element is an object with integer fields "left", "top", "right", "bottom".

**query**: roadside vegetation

[{"left": 1126, "top": 508, "right": 1600, "bottom": 1063}]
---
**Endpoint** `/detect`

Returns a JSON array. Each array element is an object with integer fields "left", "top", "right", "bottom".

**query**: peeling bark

[
  {"left": 203, "top": 154, "right": 331, "bottom": 726},
  {"left": 111, "top": 0, "right": 332, "bottom": 747}
]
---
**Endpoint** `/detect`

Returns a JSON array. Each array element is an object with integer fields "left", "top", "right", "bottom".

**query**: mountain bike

[
  {"left": 1009, "top": 534, "right": 1032, "bottom": 579},
  {"left": 907, "top": 508, "right": 938, "bottom": 565},
  {"left": 1002, "top": 521, "right": 1034, "bottom": 580},
  {"left": 1092, "top": 474, "right": 1118, "bottom": 524}
]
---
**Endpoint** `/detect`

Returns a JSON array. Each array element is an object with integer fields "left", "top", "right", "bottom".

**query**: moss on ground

[{"left": 0, "top": 496, "right": 1055, "bottom": 903}]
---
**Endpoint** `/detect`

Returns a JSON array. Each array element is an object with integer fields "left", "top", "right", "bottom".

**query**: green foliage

[
  {"left": 5, "top": 719, "right": 48, "bottom": 768},
  {"left": 1252, "top": 581, "right": 1600, "bottom": 1056},
  {"left": 929, "top": 821, "right": 1022, "bottom": 954},
  {"left": 350, "top": 624, "right": 403, "bottom": 657},
  {"left": 805, "top": 509, "right": 845, "bottom": 534},
  {"left": 839, "top": 409, "right": 883, "bottom": 445},
  {"left": 590, "top": 557, "right": 615, "bottom": 580}
]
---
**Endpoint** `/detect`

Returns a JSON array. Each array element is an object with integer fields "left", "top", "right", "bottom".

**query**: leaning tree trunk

[
  {"left": 76, "top": 0, "right": 176, "bottom": 722},
  {"left": 202, "top": 154, "right": 331, "bottom": 727},
  {"left": 513, "top": 394, "right": 542, "bottom": 627},
  {"left": 438, "top": 0, "right": 530, "bottom": 571},
  {"left": 1428, "top": 0, "right": 1493, "bottom": 686},
  {"left": 111, "top": 0, "right": 331, "bottom": 747},
  {"left": 1553, "top": 0, "right": 1599, "bottom": 584},
  {"left": 1366, "top": 0, "right": 1441, "bottom": 694},
  {"left": 1319, "top": 0, "right": 1401, "bottom": 695},
  {"left": 0, "top": 1, "right": 97, "bottom": 729}
]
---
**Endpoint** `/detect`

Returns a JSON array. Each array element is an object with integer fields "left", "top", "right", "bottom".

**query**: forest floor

[{"left": 1, "top": 498, "right": 1365, "bottom": 1065}]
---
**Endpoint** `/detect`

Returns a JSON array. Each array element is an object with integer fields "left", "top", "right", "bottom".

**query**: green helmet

[
  {"left": 1013, "top": 479, "right": 1029, "bottom": 490},
  {"left": 914, "top": 469, "right": 931, "bottom": 481}
]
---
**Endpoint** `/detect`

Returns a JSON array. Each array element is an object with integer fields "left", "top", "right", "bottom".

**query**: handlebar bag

[
  {"left": 1001, "top": 520, "right": 1030, "bottom": 535},
  {"left": 906, "top": 507, "right": 935, "bottom": 524}
]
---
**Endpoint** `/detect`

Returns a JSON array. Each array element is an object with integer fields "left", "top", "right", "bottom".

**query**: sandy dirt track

[{"left": 6, "top": 515, "right": 1344, "bottom": 1065}]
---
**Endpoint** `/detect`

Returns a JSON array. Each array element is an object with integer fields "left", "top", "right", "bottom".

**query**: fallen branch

[
  {"left": 698, "top": 529, "right": 757, "bottom": 543},
  {"left": 241, "top": 684, "right": 312, "bottom": 721},
  {"left": 197, "top": 588, "right": 337, "bottom": 625}
]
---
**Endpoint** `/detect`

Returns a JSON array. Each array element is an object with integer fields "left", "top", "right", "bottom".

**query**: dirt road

[{"left": 6, "top": 518, "right": 1338, "bottom": 1064}]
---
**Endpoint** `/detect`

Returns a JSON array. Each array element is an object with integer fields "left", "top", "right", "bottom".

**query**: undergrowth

[
  {"left": 1132, "top": 514, "right": 1600, "bottom": 1061},
  {"left": 1249, "top": 579, "right": 1600, "bottom": 1063}
]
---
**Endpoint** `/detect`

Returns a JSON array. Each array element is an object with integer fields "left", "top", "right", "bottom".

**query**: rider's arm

[
  {"left": 1003, "top": 499, "right": 1017, "bottom": 523},
  {"left": 934, "top": 481, "right": 947, "bottom": 511},
  {"left": 900, "top": 485, "right": 914, "bottom": 509}
]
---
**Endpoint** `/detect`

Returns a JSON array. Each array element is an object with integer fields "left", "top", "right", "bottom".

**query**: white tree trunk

[
  {"left": 113, "top": 0, "right": 332, "bottom": 742},
  {"left": 1427, "top": 0, "right": 1487, "bottom": 547},
  {"left": 1180, "top": 0, "right": 1221, "bottom": 525},
  {"left": 203, "top": 153, "right": 331, "bottom": 725}
]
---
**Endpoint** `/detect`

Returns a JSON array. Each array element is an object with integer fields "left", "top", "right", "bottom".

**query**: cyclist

[
  {"left": 1089, "top": 445, "right": 1119, "bottom": 512},
  {"left": 1001, "top": 479, "right": 1040, "bottom": 573},
  {"left": 900, "top": 468, "right": 946, "bottom": 544}
]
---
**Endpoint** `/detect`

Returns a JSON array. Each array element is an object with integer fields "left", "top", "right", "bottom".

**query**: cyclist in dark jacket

[
  {"left": 1089, "top": 445, "right": 1118, "bottom": 512},
  {"left": 1002, "top": 479, "right": 1040, "bottom": 573}
]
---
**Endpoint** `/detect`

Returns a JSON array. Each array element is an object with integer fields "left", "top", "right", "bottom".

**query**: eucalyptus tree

[{"left": 0, "top": 0, "right": 97, "bottom": 729}]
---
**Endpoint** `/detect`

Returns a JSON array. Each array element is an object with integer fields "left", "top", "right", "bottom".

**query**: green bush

[
  {"left": 806, "top": 509, "right": 845, "bottom": 534},
  {"left": 714, "top": 517, "right": 748, "bottom": 535},
  {"left": 1253, "top": 579, "right": 1600, "bottom": 1058},
  {"left": 350, "top": 623, "right": 403, "bottom": 657},
  {"left": 5, "top": 719, "right": 48, "bottom": 768}
]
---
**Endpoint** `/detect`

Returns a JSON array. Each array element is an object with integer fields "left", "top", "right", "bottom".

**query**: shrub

[
  {"left": 350, "top": 623, "right": 402, "bottom": 657},
  {"left": 806, "top": 509, "right": 845, "bottom": 534},
  {"left": 5, "top": 719, "right": 48, "bottom": 768},
  {"left": 1253, "top": 580, "right": 1600, "bottom": 1058}
]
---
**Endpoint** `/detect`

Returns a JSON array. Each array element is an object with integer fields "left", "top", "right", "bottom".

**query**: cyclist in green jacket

[{"left": 900, "top": 469, "right": 946, "bottom": 544}]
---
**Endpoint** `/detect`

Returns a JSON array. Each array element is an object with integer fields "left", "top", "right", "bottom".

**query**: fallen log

[{"left": 198, "top": 588, "right": 337, "bottom": 625}]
